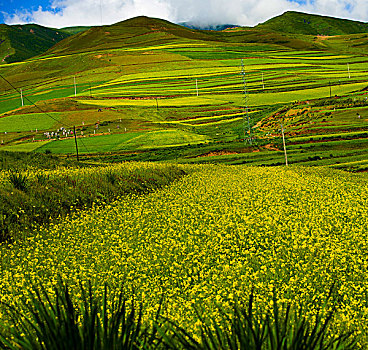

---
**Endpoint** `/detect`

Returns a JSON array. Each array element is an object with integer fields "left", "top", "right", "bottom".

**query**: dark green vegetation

[
  {"left": 0, "top": 24, "right": 70, "bottom": 63},
  {"left": 257, "top": 11, "right": 368, "bottom": 35},
  {"left": 0, "top": 12, "right": 367, "bottom": 170},
  {"left": 0, "top": 149, "right": 80, "bottom": 170},
  {"left": 0, "top": 155, "right": 185, "bottom": 242},
  {"left": 0, "top": 280, "right": 356, "bottom": 349},
  {"left": 60, "top": 26, "right": 93, "bottom": 35}
]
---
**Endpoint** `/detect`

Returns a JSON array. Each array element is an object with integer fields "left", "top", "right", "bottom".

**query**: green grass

[
  {"left": 79, "top": 96, "right": 230, "bottom": 107},
  {"left": 124, "top": 129, "right": 209, "bottom": 149},
  {"left": 0, "top": 24, "right": 70, "bottom": 63},
  {"left": 288, "top": 130, "right": 368, "bottom": 143},
  {"left": 0, "top": 15, "right": 367, "bottom": 167},
  {"left": 36, "top": 132, "right": 144, "bottom": 154},
  {"left": 0, "top": 160, "right": 186, "bottom": 241},
  {"left": 0, "top": 141, "right": 50, "bottom": 152},
  {"left": 33, "top": 129, "right": 209, "bottom": 154},
  {"left": 0, "top": 113, "right": 60, "bottom": 132},
  {"left": 257, "top": 11, "right": 368, "bottom": 36},
  {"left": 0, "top": 150, "right": 81, "bottom": 170}
]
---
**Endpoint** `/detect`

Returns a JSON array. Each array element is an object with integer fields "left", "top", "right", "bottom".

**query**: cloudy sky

[{"left": 1, "top": 0, "right": 368, "bottom": 28}]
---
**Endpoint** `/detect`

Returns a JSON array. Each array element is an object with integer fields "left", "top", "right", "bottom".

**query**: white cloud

[{"left": 3, "top": 0, "right": 368, "bottom": 28}]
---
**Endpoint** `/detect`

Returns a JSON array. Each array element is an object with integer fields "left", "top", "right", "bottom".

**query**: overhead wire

[{"left": 0, "top": 73, "right": 93, "bottom": 155}]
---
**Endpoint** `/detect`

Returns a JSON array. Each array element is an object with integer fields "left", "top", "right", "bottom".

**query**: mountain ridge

[
  {"left": 2, "top": 11, "right": 368, "bottom": 63},
  {"left": 256, "top": 11, "right": 368, "bottom": 36},
  {"left": 0, "top": 24, "right": 70, "bottom": 63},
  {"left": 46, "top": 16, "right": 215, "bottom": 56}
]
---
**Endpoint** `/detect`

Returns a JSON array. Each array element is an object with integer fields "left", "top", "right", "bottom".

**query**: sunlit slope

[
  {"left": 60, "top": 26, "right": 92, "bottom": 35},
  {"left": 1, "top": 41, "right": 368, "bottom": 159},
  {"left": 0, "top": 24, "right": 70, "bottom": 63},
  {"left": 0, "top": 14, "right": 367, "bottom": 167},
  {"left": 46, "top": 16, "right": 215, "bottom": 56},
  {"left": 257, "top": 11, "right": 368, "bottom": 36},
  {"left": 45, "top": 15, "right": 325, "bottom": 57},
  {"left": 319, "top": 33, "right": 368, "bottom": 54}
]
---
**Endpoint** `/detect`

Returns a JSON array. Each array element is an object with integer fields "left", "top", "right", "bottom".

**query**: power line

[
  {"left": 0, "top": 73, "right": 61, "bottom": 125},
  {"left": 0, "top": 73, "right": 92, "bottom": 156},
  {"left": 0, "top": 81, "right": 33, "bottom": 132}
]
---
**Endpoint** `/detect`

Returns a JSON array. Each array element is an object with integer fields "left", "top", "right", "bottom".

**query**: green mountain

[
  {"left": 256, "top": 11, "right": 368, "bottom": 36},
  {"left": 0, "top": 24, "right": 70, "bottom": 63},
  {"left": 60, "top": 26, "right": 92, "bottom": 35},
  {"left": 3, "top": 12, "right": 368, "bottom": 64},
  {"left": 47, "top": 16, "right": 214, "bottom": 55},
  {"left": 47, "top": 15, "right": 323, "bottom": 56}
]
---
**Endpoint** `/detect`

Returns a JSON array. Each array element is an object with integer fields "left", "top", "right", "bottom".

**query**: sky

[{"left": 1, "top": 0, "right": 368, "bottom": 28}]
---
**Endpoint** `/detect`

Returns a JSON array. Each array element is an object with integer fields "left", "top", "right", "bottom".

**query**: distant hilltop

[
  {"left": 1, "top": 10, "right": 368, "bottom": 64},
  {"left": 256, "top": 11, "right": 368, "bottom": 36}
]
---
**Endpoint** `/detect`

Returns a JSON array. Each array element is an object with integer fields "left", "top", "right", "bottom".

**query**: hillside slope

[
  {"left": 47, "top": 15, "right": 323, "bottom": 56},
  {"left": 47, "top": 16, "right": 214, "bottom": 55},
  {"left": 60, "top": 26, "right": 92, "bottom": 35},
  {"left": 0, "top": 24, "right": 70, "bottom": 63},
  {"left": 2, "top": 11, "right": 368, "bottom": 64},
  {"left": 256, "top": 11, "right": 368, "bottom": 36}
]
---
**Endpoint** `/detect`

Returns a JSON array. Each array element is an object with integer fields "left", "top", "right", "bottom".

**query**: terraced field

[{"left": 0, "top": 16, "right": 367, "bottom": 169}]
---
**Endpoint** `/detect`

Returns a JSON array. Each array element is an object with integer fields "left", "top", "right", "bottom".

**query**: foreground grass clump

[
  {"left": 0, "top": 281, "right": 162, "bottom": 350},
  {"left": 0, "top": 162, "right": 186, "bottom": 241},
  {"left": 0, "top": 165, "right": 367, "bottom": 345},
  {"left": 0, "top": 280, "right": 356, "bottom": 349}
]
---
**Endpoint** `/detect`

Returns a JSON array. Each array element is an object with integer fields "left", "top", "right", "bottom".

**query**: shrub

[{"left": 8, "top": 171, "right": 28, "bottom": 192}]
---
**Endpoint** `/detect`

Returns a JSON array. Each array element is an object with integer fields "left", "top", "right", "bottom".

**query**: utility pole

[
  {"left": 74, "top": 76, "right": 77, "bottom": 97},
  {"left": 196, "top": 79, "right": 199, "bottom": 97},
  {"left": 241, "top": 59, "right": 252, "bottom": 144},
  {"left": 347, "top": 63, "right": 351, "bottom": 79},
  {"left": 20, "top": 88, "right": 24, "bottom": 107},
  {"left": 262, "top": 72, "right": 265, "bottom": 90},
  {"left": 73, "top": 126, "right": 79, "bottom": 161},
  {"left": 281, "top": 123, "right": 288, "bottom": 167}
]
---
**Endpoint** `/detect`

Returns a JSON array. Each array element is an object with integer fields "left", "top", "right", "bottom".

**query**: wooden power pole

[{"left": 74, "top": 126, "right": 79, "bottom": 161}]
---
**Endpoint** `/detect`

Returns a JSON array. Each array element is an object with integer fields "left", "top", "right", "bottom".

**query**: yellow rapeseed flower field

[{"left": 0, "top": 164, "right": 367, "bottom": 344}]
